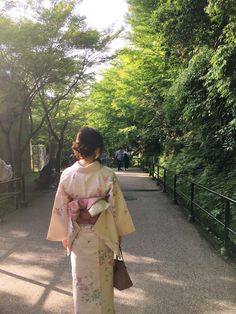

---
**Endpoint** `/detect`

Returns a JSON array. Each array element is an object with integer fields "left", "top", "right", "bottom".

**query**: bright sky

[
  {"left": 0, "top": 0, "right": 128, "bottom": 28},
  {"left": 0, "top": 0, "right": 129, "bottom": 50},
  {"left": 0, "top": 0, "right": 129, "bottom": 76},
  {"left": 79, "top": 0, "right": 129, "bottom": 50},
  {"left": 79, "top": 0, "right": 128, "bottom": 31}
]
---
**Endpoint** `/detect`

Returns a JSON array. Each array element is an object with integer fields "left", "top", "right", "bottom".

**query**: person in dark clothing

[
  {"left": 36, "top": 159, "right": 56, "bottom": 189},
  {"left": 123, "top": 151, "right": 130, "bottom": 170},
  {"left": 115, "top": 148, "right": 124, "bottom": 171}
]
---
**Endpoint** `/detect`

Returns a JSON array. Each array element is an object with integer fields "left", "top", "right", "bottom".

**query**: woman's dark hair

[{"left": 72, "top": 127, "right": 104, "bottom": 159}]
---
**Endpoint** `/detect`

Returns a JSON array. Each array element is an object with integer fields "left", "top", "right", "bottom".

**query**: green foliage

[
  {"left": 0, "top": 0, "right": 115, "bottom": 173},
  {"left": 82, "top": 0, "right": 236, "bottom": 244},
  {"left": 1, "top": 0, "right": 234, "bottom": 220},
  {"left": 81, "top": 53, "right": 142, "bottom": 154},
  {"left": 152, "top": 0, "right": 213, "bottom": 58},
  {"left": 82, "top": 0, "right": 236, "bottom": 190}
]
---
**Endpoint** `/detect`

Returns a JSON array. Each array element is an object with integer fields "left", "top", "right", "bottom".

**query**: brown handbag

[{"left": 113, "top": 247, "right": 133, "bottom": 290}]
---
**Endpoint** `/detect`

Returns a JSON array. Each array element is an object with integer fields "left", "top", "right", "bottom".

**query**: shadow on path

[
  {"left": 115, "top": 169, "right": 236, "bottom": 314},
  {"left": 0, "top": 168, "right": 235, "bottom": 313}
]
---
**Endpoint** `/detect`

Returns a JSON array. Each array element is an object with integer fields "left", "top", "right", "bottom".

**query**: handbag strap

[{"left": 115, "top": 245, "right": 124, "bottom": 261}]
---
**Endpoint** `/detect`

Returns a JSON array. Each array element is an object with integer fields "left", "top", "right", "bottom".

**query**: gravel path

[{"left": 0, "top": 169, "right": 235, "bottom": 314}]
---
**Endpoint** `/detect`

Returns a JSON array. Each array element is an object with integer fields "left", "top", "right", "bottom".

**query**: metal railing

[
  {"left": 141, "top": 158, "right": 236, "bottom": 256},
  {"left": 0, "top": 177, "right": 26, "bottom": 209}
]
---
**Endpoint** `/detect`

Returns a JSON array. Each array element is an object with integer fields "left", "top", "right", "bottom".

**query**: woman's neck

[{"left": 78, "top": 158, "right": 96, "bottom": 167}]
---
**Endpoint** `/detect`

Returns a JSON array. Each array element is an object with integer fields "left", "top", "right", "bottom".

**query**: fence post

[
  {"left": 188, "top": 182, "right": 195, "bottom": 222},
  {"left": 221, "top": 200, "right": 230, "bottom": 257},
  {"left": 173, "top": 174, "right": 177, "bottom": 203},
  {"left": 20, "top": 176, "right": 27, "bottom": 207},
  {"left": 163, "top": 169, "right": 167, "bottom": 193}
]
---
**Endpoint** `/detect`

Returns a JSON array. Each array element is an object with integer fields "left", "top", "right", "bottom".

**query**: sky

[
  {"left": 79, "top": 0, "right": 129, "bottom": 31},
  {"left": 0, "top": 0, "right": 129, "bottom": 28},
  {"left": 0, "top": 0, "right": 130, "bottom": 75},
  {"left": 0, "top": 0, "right": 129, "bottom": 50},
  {"left": 79, "top": 0, "right": 130, "bottom": 50}
]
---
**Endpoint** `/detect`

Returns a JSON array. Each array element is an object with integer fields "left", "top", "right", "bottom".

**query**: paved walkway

[{"left": 0, "top": 169, "right": 236, "bottom": 314}]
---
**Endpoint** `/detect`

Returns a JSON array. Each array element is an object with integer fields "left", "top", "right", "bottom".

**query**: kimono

[{"left": 47, "top": 161, "right": 135, "bottom": 314}]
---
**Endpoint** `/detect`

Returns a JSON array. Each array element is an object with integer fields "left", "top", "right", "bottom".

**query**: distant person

[
  {"left": 35, "top": 159, "right": 56, "bottom": 189},
  {"left": 123, "top": 150, "right": 130, "bottom": 170},
  {"left": 115, "top": 147, "right": 124, "bottom": 171},
  {"left": 0, "top": 158, "right": 13, "bottom": 181}
]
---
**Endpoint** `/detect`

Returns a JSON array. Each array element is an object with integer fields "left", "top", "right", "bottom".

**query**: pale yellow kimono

[{"left": 47, "top": 161, "right": 135, "bottom": 314}]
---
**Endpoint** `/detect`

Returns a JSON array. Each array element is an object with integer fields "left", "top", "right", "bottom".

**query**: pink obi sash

[{"left": 68, "top": 197, "right": 107, "bottom": 225}]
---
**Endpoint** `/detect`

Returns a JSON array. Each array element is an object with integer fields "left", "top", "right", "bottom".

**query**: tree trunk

[{"left": 55, "top": 142, "right": 63, "bottom": 173}]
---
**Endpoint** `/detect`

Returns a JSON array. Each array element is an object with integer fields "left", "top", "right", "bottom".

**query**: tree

[{"left": 0, "top": 0, "right": 115, "bottom": 175}]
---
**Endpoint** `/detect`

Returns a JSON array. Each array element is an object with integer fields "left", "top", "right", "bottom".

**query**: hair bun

[{"left": 72, "top": 127, "right": 104, "bottom": 160}]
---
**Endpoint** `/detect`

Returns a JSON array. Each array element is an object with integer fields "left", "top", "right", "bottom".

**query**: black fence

[{"left": 140, "top": 158, "right": 236, "bottom": 256}]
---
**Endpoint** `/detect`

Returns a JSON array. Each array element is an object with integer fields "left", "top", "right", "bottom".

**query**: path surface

[{"left": 0, "top": 169, "right": 236, "bottom": 314}]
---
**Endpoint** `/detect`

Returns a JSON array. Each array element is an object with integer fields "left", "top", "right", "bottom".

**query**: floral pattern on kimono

[
  {"left": 47, "top": 161, "right": 135, "bottom": 314},
  {"left": 47, "top": 161, "right": 135, "bottom": 249}
]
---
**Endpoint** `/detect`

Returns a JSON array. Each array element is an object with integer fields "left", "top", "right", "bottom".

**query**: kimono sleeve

[
  {"left": 47, "top": 179, "right": 70, "bottom": 241},
  {"left": 110, "top": 174, "right": 135, "bottom": 237}
]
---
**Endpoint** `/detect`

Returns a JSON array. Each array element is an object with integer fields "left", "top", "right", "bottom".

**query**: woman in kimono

[{"left": 47, "top": 127, "right": 135, "bottom": 314}]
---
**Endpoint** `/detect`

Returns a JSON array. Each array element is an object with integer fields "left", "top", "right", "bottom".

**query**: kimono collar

[{"left": 75, "top": 160, "right": 101, "bottom": 173}]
